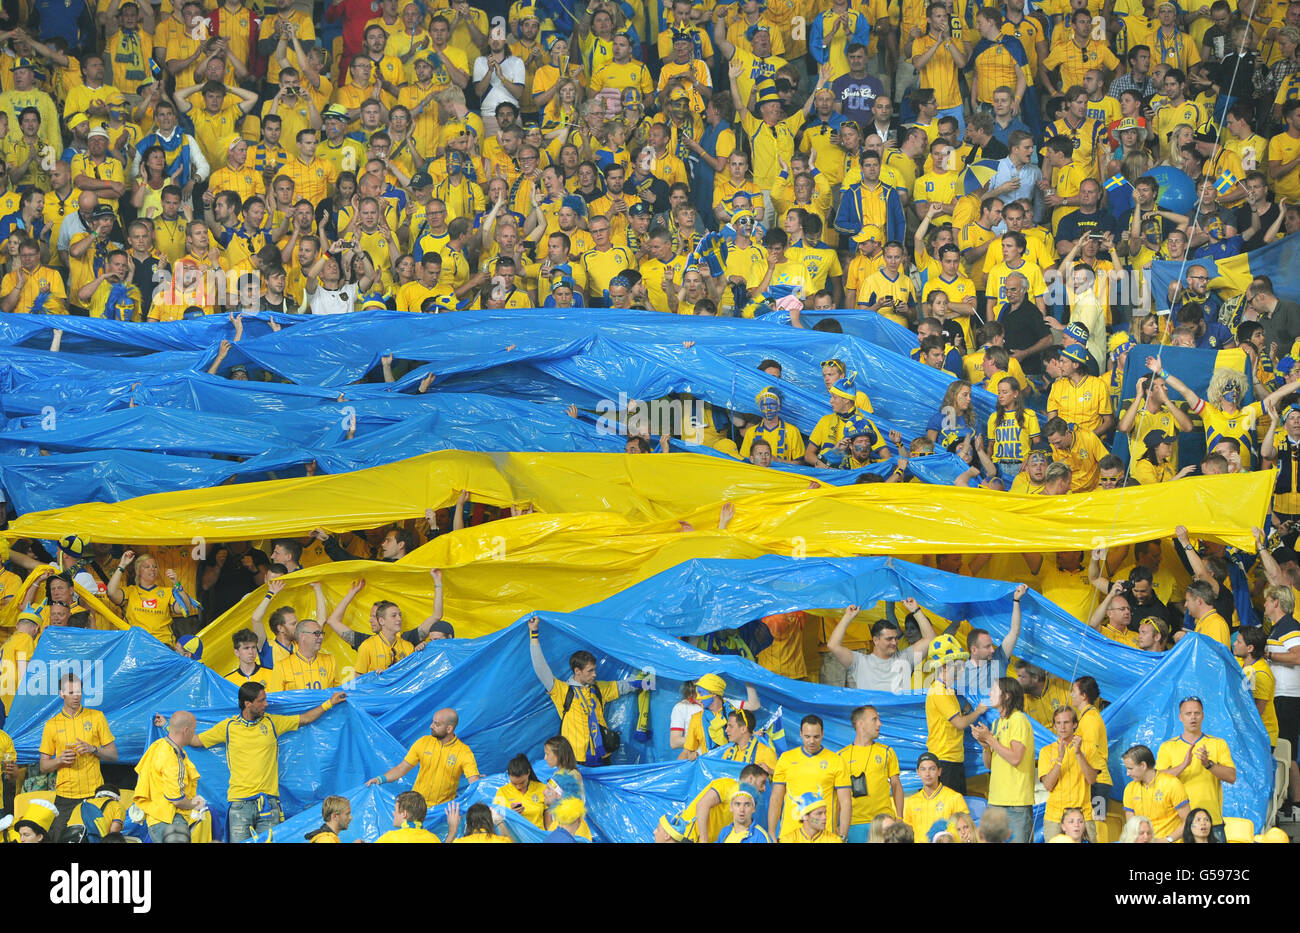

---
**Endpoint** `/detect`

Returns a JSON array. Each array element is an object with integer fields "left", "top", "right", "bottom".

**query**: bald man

[
  {"left": 135, "top": 711, "right": 206, "bottom": 843},
  {"left": 366, "top": 708, "right": 480, "bottom": 807},
  {"left": 57, "top": 190, "right": 101, "bottom": 265}
]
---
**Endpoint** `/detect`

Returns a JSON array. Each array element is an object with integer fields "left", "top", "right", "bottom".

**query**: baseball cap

[
  {"left": 90, "top": 204, "right": 116, "bottom": 220},
  {"left": 853, "top": 224, "right": 883, "bottom": 243},
  {"left": 628, "top": 202, "right": 650, "bottom": 217},
  {"left": 917, "top": 752, "right": 940, "bottom": 767},
  {"left": 1143, "top": 429, "right": 1177, "bottom": 449},
  {"left": 322, "top": 104, "right": 348, "bottom": 120},
  {"left": 1061, "top": 344, "right": 1090, "bottom": 366},
  {"left": 1116, "top": 117, "right": 1142, "bottom": 134},
  {"left": 87, "top": 127, "right": 110, "bottom": 140},
  {"left": 1064, "top": 321, "right": 1090, "bottom": 343},
  {"left": 229, "top": 364, "right": 249, "bottom": 375},
  {"left": 409, "top": 171, "right": 432, "bottom": 188},
  {"left": 1193, "top": 123, "right": 1218, "bottom": 143},
  {"left": 428, "top": 620, "right": 455, "bottom": 638},
  {"left": 669, "top": 87, "right": 690, "bottom": 102}
]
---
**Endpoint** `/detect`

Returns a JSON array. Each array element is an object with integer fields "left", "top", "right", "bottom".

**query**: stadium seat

[{"left": 1223, "top": 816, "right": 1255, "bottom": 843}]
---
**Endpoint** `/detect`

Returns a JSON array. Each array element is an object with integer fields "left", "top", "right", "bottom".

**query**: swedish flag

[
  {"left": 1103, "top": 174, "right": 1129, "bottom": 191},
  {"left": 687, "top": 230, "right": 727, "bottom": 278},
  {"left": 1215, "top": 168, "right": 1239, "bottom": 195}
]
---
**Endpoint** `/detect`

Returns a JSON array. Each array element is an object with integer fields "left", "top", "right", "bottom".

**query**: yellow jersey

[
  {"left": 903, "top": 784, "right": 969, "bottom": 842},
  {"left": 1123, "top": 770, "right": 1188, "bottom": 838},
  {"left": 354, "top": 632, "right": 415, "bottom": 676},
  {"left": 1241, "top": 657, "right": 1279, "bottom": 745},
  {"left": 547, "top": 679, "right": 619, "bottom": 765},
  {"left": 265, "top": 650, "right": 339, "bottom": 692},
  {"left": 120, "top": 583, "right": 181, "bottom": 646},
  {"left": 133, "top": 735, "right": 200, "bottom": 826},
  {"left": 1192, "top": 610, "right": 1231, "bottom": 648},
  {"left": 1077, "top": 704, "right": 1113, "bottom": 785},
  {"left": 1155, "top": 734, "right": 1234, "bottom": 823},
  {"left": 403, "top": 734, "right": 479, "bottom": 806},
  {"left": 375, "top": 822, "right": 441, "bottom": 842},
  {"left": 838, "top": 741, "right": 901, "bottom": 824},
  {"left": 926, "top": 681, "right": 965, "bottom": 761},
  {"left": 39, "top": 707, "right": 115, "bottom": 798},
  {"left": 493, "top": 779, "right": 547, "bottom": 828},
  {"left": 1038, "top": 735, "right": 1105, "bottom": 821},
  {"left": 224, "top": 664, "right": 271, "bottom": 689},
  {"left": 772, "top": 746, "right": 850, "bottom": 836},
  {"left": 988, "top": 711, "right": 1036, "bottom": 807},
  {"left": 198, "top": 712, "right": 300, "bottom": 801},
  {"left": 0, "top": 629, "right": 36, "bottom": 714}
]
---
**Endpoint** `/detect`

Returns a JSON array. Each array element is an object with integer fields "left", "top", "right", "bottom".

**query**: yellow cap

[{"left": 695, "top": 673, "right": 726, "bottom": 697}]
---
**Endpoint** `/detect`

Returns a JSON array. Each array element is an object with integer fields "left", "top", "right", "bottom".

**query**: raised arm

[
  {"left": 527, "top": 615, "right": 556, "bottom": 691},
  {"left": 1002, "top": 583, "right": 1026, "bottom": 657},
  {"left": 826, "top": 605, "right": 861, "bottom": 667}
]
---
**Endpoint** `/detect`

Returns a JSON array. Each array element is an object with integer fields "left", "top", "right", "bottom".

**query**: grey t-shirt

[{"left": 847, "top": 650, "right": 913, "bottom": 693}]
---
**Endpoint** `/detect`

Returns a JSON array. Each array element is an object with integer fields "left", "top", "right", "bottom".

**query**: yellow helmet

[{"left": 924, "top": 633, "right": 970, "bottom": 671}]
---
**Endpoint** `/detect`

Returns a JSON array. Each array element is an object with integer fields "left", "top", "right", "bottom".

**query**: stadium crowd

[{"left": 0, "top": 0, "right": 1299, "bottom": 844}]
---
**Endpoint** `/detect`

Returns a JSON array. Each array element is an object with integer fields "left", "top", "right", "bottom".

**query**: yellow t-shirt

[
  {"left": 988, "top": 711, "right": 1036, "bottom": 807},
  {"left": 198, "top": 712, "right": 300, "bottom": 801},
  {"left": 903, "top": 784, "right": 969, "bottom": 842},
  {"left": 925, "top": 681, "right": 965, "bottom": 761},
  {"left": 354, "top": 632, "right": 415, "bottom": 676},
  {"left": 547, "top": 679, "right": 619, "bottom": 765},
  {"left": 1038, "top": 736, "right": 1106, "bottom": 821},
  {"left": 120, "top": 583, "right": 181, "bottom": 646},
  {"left": 772, "top": 746, "right": 850, "bottom": 836},
  {"left": 1192, "top": 610, "right": 1231, "bottom": 648},
  {"left": 403, "top": 734, "right": 479, "bottom": 806},
  {"left": 39, "top": 707, "right": 115, "bottom": 799},
  {"left": 133, "top": 736, "right": 200, "bottom": 826},
  {"left": 0, "top": 629, "right": 36, "bottom": 714},
  {"left": 1077, "top": 704, "right": 1112, "bottom": 784},
  {"left": 493, "top": 780, "right": 548, "bottom": 828},
  {"left": 1241, "top": 657, "right": 1279, "bottom": 746},
  {"left": 838, "top": 741, "right": 901, "bottom": 824},
  {"left": 1155, "top": 734, "right": 1234, "bottom": 823},
  {"left": 1123, "top": 770, "right": 1189, "bottom": 838},
  {"left": 265, "top": 650, "right": 339, "bottom": 692}
]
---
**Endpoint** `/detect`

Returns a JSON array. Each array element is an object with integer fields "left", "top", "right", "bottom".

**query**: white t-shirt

[
  {"left": 847, "top": 649, "right": 913, "bottom": 693},
  {"left": 472, "top": 54, "right": 526, "bottom": 116},
  {"left": 670, "top": 699, "right": 701, "bottom": 736},
  {"left": 305, "top": 282, "right": 358, "bottom": 315}
]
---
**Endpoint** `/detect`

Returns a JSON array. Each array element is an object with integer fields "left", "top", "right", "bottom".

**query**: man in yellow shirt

[
  {"left": 839, "top": 704, "right": 904, "bottom": 842},
  {"left": 180, "top": 681, "right": 345, "bottom": 841},
  {"left": 224, "top": 628, "right": 271, "bottom": 688},
  {"left": 779, "top": 791, "right": 844, "bottom": 843},
  {"left": 375, "top": 790, "right": 452, "bottom": 842},
  {"left": 0, "top": 238, "right": 67, "bottom": 313},
  {"left": 924, "top": 633, "right": 988, "bottom": 792},
  {"left": 367, "top": 708, "right": 481, "bottom": 806},
  {"left": 1043, "top": 416, "right": 1108, "bottom": 492},
  {"left": 0, "top": 608, "right": 40, "bottom": 715},
  {"left": 1269, "top": 99, "right": 1300, "bottom": 202},
  {"left": 767, "top": 714, "right": 852, "bottom": 839},
  {"left": 38, "top": 673, "right": 119, "bottom": 840},
  {"left": 678, "top": 673, "right": 762, "bottom": 761},
  {"left": 527, "top": 616, "right": 650, "bottom": 766},
  {"left": 281, "top": 129, "right": 336, "bottom": 206},
  {"left": 1122, "top": 743, "right": 1190, "bottom": 842},
  {"left": 903, "top": 752, "right": 970, "bottom": 842},
  {"left": 909, "top": 3, "right": 970, "bottom": 132},
  {"left": 1048, "top": 345, "right": 1115, "bottom": 435},
  {"left": 354, "top": 599, "right": 415, "bottom": 676},
  {"left": 1154, "top": 697, "right": 1236, "bottom": 842},
  {"left": 1180, "top": 580, "right": 1231, "bottom": 647},
  {"left": 1042, "top": 9, "right": 1120, "bottom": 93},
  {"left": 1038, "top": 706, "right": 1102, "bottom": 841},
  {"left": 134, "top": 711, "right": 208, "bottom": 843},
  {"left": 265, "top": 618, "right": 339, "bottom": 691}
]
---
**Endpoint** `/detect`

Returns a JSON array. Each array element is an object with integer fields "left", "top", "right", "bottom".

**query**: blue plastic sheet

[
  {"left": 0, "top": 310, "right": 987, "bottom": 511},
  {"left": 3, "top": 556, "right": 1271, "bottom": 839}
]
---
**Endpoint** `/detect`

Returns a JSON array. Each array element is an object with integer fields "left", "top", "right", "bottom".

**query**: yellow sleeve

[
  {"left": 683, "top": 714, "right": 705, "bottom": 753},
  {"left": 932, "top": 689, "right": 960, "bottom": 723},
  {"left": 197, "top": 719, "right": 227, "bottom": 748},
  {"left": 1153, "top": 740, "right": 1175, "bottom": 771},
  {"left": 268, "top": 712, "right": 300, "bottom": 735},
  {"left": 403, "top": 736, "right": 425, "bottom": 767}
]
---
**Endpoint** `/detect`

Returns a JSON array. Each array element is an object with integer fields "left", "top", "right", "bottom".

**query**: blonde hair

[
  {"left": 1267, "top": 583, "right": 1296, "bottom": 614},
  {"left": 1207, "top": 366, "right": 1248, "bottom": 408},
  {"left": 321, "top": 795, "right": 350, "bottom": 821},
  {"left": 1118, "top": 814, "right": 1154, "bottom": 843}
]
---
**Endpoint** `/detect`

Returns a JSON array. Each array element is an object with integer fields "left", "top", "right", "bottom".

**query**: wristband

[
  {"left": 321, "top": 699, "right": 333, "bottom": 711},
  {"left": 1160, "top": 370, "right": 1169, "bottom": 380},
  {"left": 264, "top": 592, "right": 274, "bottom": 600},
  {"left": 1013, "top": 597, "right": 1021, "bottom": 603},
  {"left": 376, "top": 774, "right": 386, "bottom": 785}
]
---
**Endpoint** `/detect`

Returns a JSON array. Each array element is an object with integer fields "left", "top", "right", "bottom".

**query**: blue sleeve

[
  {"left": 852, "top": 14, "right": 870, "bottom": 49},
  {"left": 926, "top": 410, "right": 946, "bottom": 434},
  {"left": 833, "top": 185, "right": 861, "bottom": 234},
  {"left": 809, "top": 14, "right": 828, "bottom": 62},
  {"left": 945, "top": 348, "right": 964, "bottom": 374},
  {"left": 886, "top": 188, "right": 905, "bottom": 243},
  {"left": 258, "top": 641, "right": 273, "bottom": 669}
]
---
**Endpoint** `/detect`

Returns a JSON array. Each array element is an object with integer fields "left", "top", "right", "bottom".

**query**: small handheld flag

[{"left": 1215, "top": 169, "right": 1239, "bottom": 195}]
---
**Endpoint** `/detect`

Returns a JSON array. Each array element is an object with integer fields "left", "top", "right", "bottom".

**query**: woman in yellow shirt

[
  {"left": 1132, "top": 429, "right": 1194, "bottom": 483},
  {"left": 972, "top": 677, "right": 1036, "bottom": 843},
  {"left": 493, "top": 753, "right": 548, "bottom": 829}
]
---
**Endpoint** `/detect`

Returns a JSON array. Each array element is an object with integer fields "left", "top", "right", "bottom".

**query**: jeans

[
  {"left": 1003, "top": 804, "right": 1034, "bottom": 843},
  {"left": 228, "top": 796, "right": 283, "bottom": 843},
  {"left": 148, "top": 815, "right": 191, "bottom": 843},
  {"left": 847, "top": 822, "right": 872, "bottom": 843}
]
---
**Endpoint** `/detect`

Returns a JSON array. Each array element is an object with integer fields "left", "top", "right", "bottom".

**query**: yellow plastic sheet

[{"left": 1, "top": 451, "right": 1273, "bottom": 676}]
